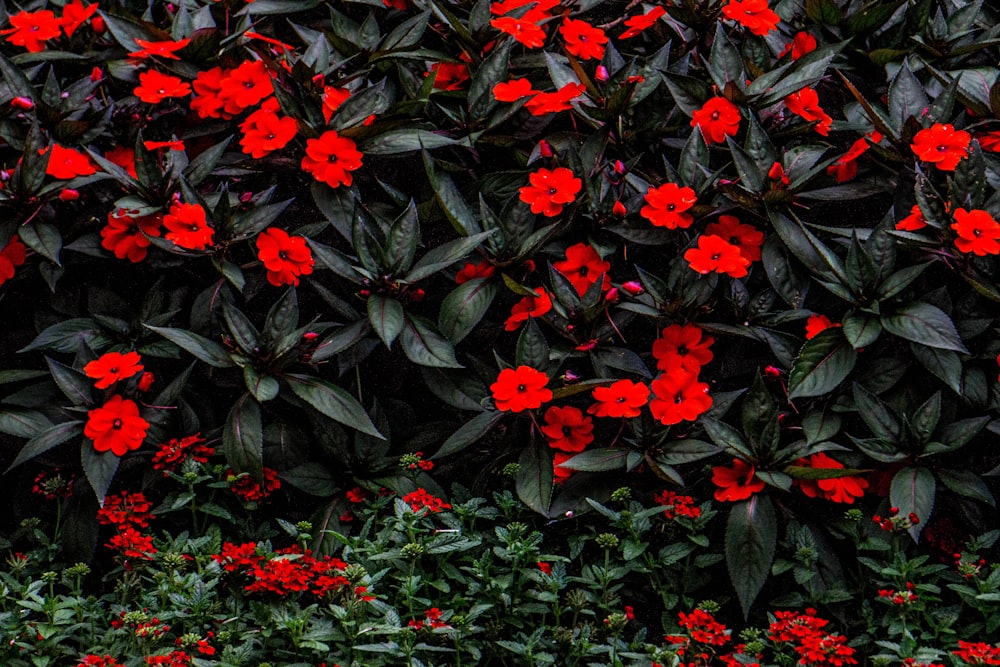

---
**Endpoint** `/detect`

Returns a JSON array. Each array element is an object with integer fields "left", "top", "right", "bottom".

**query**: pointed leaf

[
  {"left": 144, "top": 325, "right": 235, "bottom": 367},
  {"left": 223, "top": 394, "right": 263, "bottom": 478},
  {"left": 81, "top": 446, "right": 120, "bottom": 505},
  {"left": 367, "top": 295, "right": 405, "bottom": 349},
  {"left": 881, "top": 302, "right": 968, "bottom": 353},
  {"left": 889, "top": 466, "right": 935, "bottom": 541},
  {"left": 515, "top": 441, "right": 553, "bottom": 517},
  {"left": 6, "top": 420, "right": 83, "bottom": 472},
  {"left": 726, "top": 495, "right": 777, "bottom": 617},
  {"left": 788, "top": 328, "right": 857, "bottom": 400},
  {"left": 400, "top": 315, "right": 462, "bottom": 368},
  {"left": 285, "top": 374, "right": 383, "bottom": 438}
]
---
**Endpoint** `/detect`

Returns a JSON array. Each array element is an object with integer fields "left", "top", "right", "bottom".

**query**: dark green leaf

[
  {"left": 6, "top": 420, "right": 83, "bottom": 472},
  {"left": 515, "top": 317, "right": 549, "bottom": 369},
  {"left": 285, "top": 374, "right": 383, "bottom": 438},
  {"left": 367, "top": 295, "right": 405, "bottom": 349},
  {"left": 19, "top": 221, "right": 61, "bottom": 266},
  {"left": 400, "top": 315, "right": 462, "bottom": 368},
  {"left": 881, "top": 302, "right": 968, "bottom": 353},
  {"left": 888, "top": 59, "right": 930, "bottom": 126},
  {"left": 889, "top": 466, "right": 935, "bottom": 541},
  {"left": 788, "top": 328, "right": 857, "bottom": 400},
  {"left": 0, "top": 408, "right": 51, "bottom": 438},
  {"left": 910, "top": 344, "right": 962, "bottom": 394},
  {"left": 81, "top": 447, "right": 120, "bottom": 505},
  {"left": 726, "top": 495, "right": 777, "bottom": 617},
  {"left": 405, "top": 230, "right": 494, "bottom": 283},
  {"left": 438, "top": 278, "right": 497, "bottom": 343},
  {"left": 385, "top": 200, "right": 420, "bottom": 274},
  {"left": 938, "top": 469, "right": 994, "bottom": 507},
  {"left": 853, "top": 382, "right": 901, "bottom": 443},
  {"left": 223, "top": 394, "right": 263, "bottom": 478},
  {"left": 911, "top": 391, "right": 941, "bottom": 446},
  {"left": 280, "top": 463, "right": 337, "bottom": 496},
  {"left": 655, "top": 439, "right": 722, "bottom": 465},
  {"left": 435, "top": 411, "right": 502, "bottom": 458},
  {"left": 515, "top": 441, "right": 553, "bottom": 517},
  {"left": 45, "top": 357, "right": 93, "bottom": 405},
  {"left": 841, "top": 311, "right": 882, "bottom": 349},
  {"left": 559, "top": 448, "right": 628, "bottom": 472}
]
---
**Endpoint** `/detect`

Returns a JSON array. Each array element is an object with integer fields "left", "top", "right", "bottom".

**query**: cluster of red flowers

[
  {"left": 31, "top": 468, "right": 75, "bottom": 501},
  {"left": 98, "top": 491, "right": 157, "bottom": 560},
  {"left": 952, "top": 641, "right": 1000, "bottom": 665},
  {"left": 402, "top": 488, "right": 452, "bottom": 513},
  {"left": 648, "top": 324, "right": 714, "bottom": 426},
  {"left": 768, "top": 609, "right": 857, "bottom": 666},
  {"left": 151, "top": 434, "right": 215, "bottom": 474},
  {"left": 2, "top": 2, "right": 98, "bottom": 53},
  {"left": 794, "top": 452, "right": 868, "bottom": 504},
  {"left": 74, "top": 656, "right": 126, "bottom": 667},
  {"left": 407, "top": 607, "right": 451, "bottom": 630},
  {"left": 872, "top": 506, "right": 920, "bottom": 533},
  {"left": 85, "top": 394, "right": 150, "bottom": 457},
  {"left": 542, "top": 405, "right": 594, "bottom": 482},
  {"left": 144, "top": 653, "right": 192, "bottom": 667},
  {"left": 878, "top": 582, "right": 918, "bottom": 605},
  {"left": 493, "top": 78, "right": 587, "bottom": 116},
  {"left": 665, "top": 608, "right": 732, "bottom": 667},
  {"left": 226, "top": 468, "right": 281, "bottom": 503},
  {"left": 213, "top": 542, "right": 353, "bottom": 597},
  {"left": 653, "top": 489, "right": 702, "bottom": 520}
]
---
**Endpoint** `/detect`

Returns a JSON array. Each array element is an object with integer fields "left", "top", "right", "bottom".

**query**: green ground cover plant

[{"left": 0, "top": 0, "right": 999, "bottom": 664}]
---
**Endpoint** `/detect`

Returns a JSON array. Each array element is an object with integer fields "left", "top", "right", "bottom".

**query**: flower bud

[
  {"left": 302, "top": 332, "right": 319, "bottom": 341},
  {"left": 90, "top": 16, "right": 106, "bottom": 34},
  {"left": 767, "top": 162, "right": 785, "bottom": 180},
  {"left": 612, "top": 200, "right": 627, "bottom": 217},
  {"left": 764, "top": 365, "right": 782, "bottom": 377},
  {"left": 58, "top": 189, "right": 79, "bottom": 201},
  {"left": 538, "top": 140, "right": 553, "bottom": 158},
  {"left": 137, "top": 372, "right": 154, "bottom": 392},
  {"left": 613, "top": 159, "right": 626, "bottom": 175},
  {"left": 594, "top": 65, "right": 609, "bottom": 82},
  {"left": 626, "top": 75, "right": 644, "bottom": 84},
  {"left": 409, "top": 288, "right": 426, "bottom": 302},
  {"left": 239, "top": 191, "right": 254, "bottom": 204},
  {"left": 10, "top": 97, "right": 33, "bottom": 111},
  {"left": 621, "top": 280, "right": 643, "bottom": 295},
  {"left": 604, "top": 287, "right": 618, "bottom": 302}
]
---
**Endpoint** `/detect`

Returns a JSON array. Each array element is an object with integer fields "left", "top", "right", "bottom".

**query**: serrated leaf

[
  {"left": 6, "top": 420, "right": 83, "bottom": 472},
  {"left": 400, "top": 314, "right": 462, "bottom": 368},
  {"left": 853, "top": 382, "right": 901, "bottom": 443},
  {"left": 788, "top": 328, "right": 857, "bottom": 400},
  {"left": 515, "top": 441, "right": 552, "bottom": 517},
  {"left": 286, "top": 374, "right": 383, "bottom": 438},
  {"left": 144, "top": 325, "right": 235, "bottom": 368},
  {"left": 438, "top": 278, "right": 497, "bottom": 344},
  {"left": 81, "top": 446, "right": 120, "bottom": 505},
  {"left": 367, "top": 295, "right": 405, "bottom": 349},
  {"left": 881, "top": 302, "right": 968, "bottom": 353},
  {"left": 435, "top": 411, "right": 502, "bottom": 458}
]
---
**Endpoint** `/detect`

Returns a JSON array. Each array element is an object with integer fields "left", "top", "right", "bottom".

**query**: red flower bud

[
  {"left": 359, "top": 289, "right": 370, "bottom": 297},
  {"left": 137, "top": 372, "right": 154, "bottom": 392},
  {"left": 908, "top": 513, "right": 919, "bottom": 525},
  {"left": 363, "top": 114, "right": 376, "bottom": 126},
  {"left": 91, "top": 15, "right": 106, "bottom": 34},
  {"left": 538, "top": 140, "right": 553, "bottom": 158},
  {"left": 764, "top": 365, "right": 782, "bottom": 377},
  {"left": 626, "top": 75, "right": 644, "bottom": 84},
  {"left": 621, "top": 280, "right": 643, "bottom": 295},
  {"left": 302, "top": 332, "right": 319, "bottom": 341},
  {"left": 595, "top": 65, "right": 609, "bottom": 82},
  {"left": 768, "top": 162, "right": 785, "bottom": 180},
  {"left": 604, "top": 287, "right": 619, "bottom": 302},
  {"left": 10, "top": 97, "right": 33, "bottom": 110},
  {"left": 889, "top": 507, "right": 899, "bottom": 515},
  {"left": 312, "top": 74, "right": 325, "bottom": 87},
  {"left": 239, "top": 191, "right": 254, "bottom": 204},
  {"left": 613, "top": 160, "right": 626, "bottom": 175},
  {"left": 612, "top": 200, "right": 627, "bottom": 217},
  {"left": 409, "top": 288, "right": 426, "bottom": 302},
  {"left": 58, "top": 189, "right": 79, "bottom": 201}
]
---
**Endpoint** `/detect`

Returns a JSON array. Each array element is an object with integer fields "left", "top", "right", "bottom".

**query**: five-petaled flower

[
  {"left": 794, "top": 452, "right": 869, "bottom": 504},
  {"left": 2, "top": 10, "right": 62, "bottom": 52},
  {"left": 784, "top": 87, "right": 833, "bottom": 136},
  {"left": 951, "top": 208, "right": 1000, "bottom": 256},
  {"left": 553, "top": 242, "right": 611, "bottom": 295},
  {"left": 128, "top": 38, "right": 190, "bottom": 60},
  {"left": 652, "top": 323, "right": 714, "bottom": 374},
  {"left": 85, "top": 395, "right": 150, "bottom": 456},
  {"left": 910, "top": 123, "right": 971, "bottom": 171},
  {"left": 134, "top": 70, "right": 191, "bottom": 104},
  {"left": 684, "top": 235, "right": 751, "bottom": 278},
  {"left": 711, "top": 458, "right": 764, "bottom": 502},
  {"left": 490, "top": 366, "right": 552, "bottom": 412},
  {"left": 491, "top": 17, "right": 547, "bottom": 48},
  {"left": 84, "top": 351, "right": 144, "bottom": 389},
  {"left": 505, "top": 287, "right": 553, "bottom": 330},
  {"left": 256, "top": 228, "right": 316, "bottom": 286},
  {"left": 519, "top": 167, "right": 582, "bottom": 217},
  {"left": 164, "top": 202, "right": 214, "bottom": 250},
  {"left": 640, "top": 182, "right": 697, "bottom": 229},
  {"left": 559, "top": 18, "right": 607, "bottom": 61},
  {"left": 721, "top": 0, "right": 780, "bottom": 36},
  {"left": 649, "top": 372, "right": 712, "bottom": 425},
  {"left": 620, "top": 6, "right": 666, "bottom": 39},
  {"left": 46, "top": 144, "right": 97, "bottom": 179},
  {"left": 588, "top": 379, "right": 650, "bottom": 418},
  {"left": 301, "top": 131, "right": 363, "bottom": 188},
  {"left": 690, "top": 97, "right": 742, "bottom": 144},
  {"left": 541, "top": 406, "right": 594, "bottom": 452},
  {"left": 240, "top": 106, "right": 298, "bottom": 159}
]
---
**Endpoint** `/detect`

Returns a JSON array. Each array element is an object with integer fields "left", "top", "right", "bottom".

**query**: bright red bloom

[
  {"left": 952, "top": 208, "right": 1000, "bottom": 256},
  {"left": 649, "top": 372, "right": 712, "bottom": 425},
  {"left": 654, "top": 490, "right": 702, "bottom": 519},
  {"left": 143, "top": 140, "right": 184, "bottom": 151},
  {"left": 684, "top": 235, "right": 751, "bottom": 278},
  {"left": 46, "top": 144, "right": 96, "bottom": 179},
  {"left": 152, "top": 433, "right": 214, "bottom": 474},
  {"left": 75, "top": 656, "right": 127, "bottom": 667},
  {"left": 780, "top": 31, "right": 817, "bottom": 59},
  {"left": 978, "top": 131, "right": 1000, "bottom": 153},
  {"left": 455, "top": 261, "right": 496, "bottom": 284},
  {"left": 104, "top": 146, "right": 137, "bottom": 178},
  {"left": 218, "top": 60, "right": 273, "bottom": 115},
  {"left": 493, "top": 78, "right": 536, "bottom": 101},
  {"left": 227, "top": 468, "right": 281, "bottom": 503},
  {"left": 107, "top": 526, "right": 156, "bottom": 559},
  {"left": 911, "top": 123, "right": 971, "bottom": 171},
  {"left": 240, "top": 108, "right": 297, "bottom": 159},
  {"left": 101, "top": 209, "right": 161, "bottom": 262},
  {"left": 490, "top": 366, "right": 552, "bottom": 412},
  {"left": 554, "top": 242, "right": 611, "bottom": 295},
  {"left": 519, "top": 167, "right": 582, "bottom": 217},
  {"left": 711, "top": 459, "right": 764, "bottom": 502},
  {"left": 952, "top": 641, "right": 1000, "bottom": 666},
  {"left": 794, "top": 452, "right": 868, "bottom": 504},
  {"left": 322, "top": 86, "right": 351, "bottom": 122},
  {"left": 128, "top": 38, "right": 190, "bottom": 60},
  {"left": 134, "top": 70, "right": 191, "bottom": 104},
  {"left": 427, "top": 62, "right": 470, "bottom": 90},
  {"left": 805, "top": 313, "right": 837, "bottom": 339},
  {"left": 826, "top": 137, "right": 872, "bottom": 183},
  {"left": 505, "top": 287, "right": 553, "bottom": 330},
  {"left": 896, "top": 204, "right": 927, "bottom": 231},
  {"left": 256, "top": 227, "right": 315, "bottom": 286},
  {"left": 678, "top": 609, "right": 731, "bottom": 646},
  {"left": 402, "top": 488, "right": 452, "bottom": 513},
  {"left": 85, "top": 395, "right": 149, "bottom": 456},
  {"left": 97, "top": 491, "right": 155, "bottom": 528},
  {"left": 524, "top": 83, "right": 586, "bottom": 115},
  {"left": 589, "top": 380, "right": 650, "bottom": 418},
  {"left": 704, "top": 215, "right": 764, "bottom": 262},
  {"left": 620, "top": 6, "right": 666, "bottom": 39},
  {"left": 721, "top": 0, "right": 780, "bottom": 36},
  {"left": 559, "top": 18, "right": 607, "bottom": 61},
  {"left": 652, "top": 323, "right": 714, "bottom": 374},
  {"left": 490, "top": 0, "right": 558, "bottom": 18},
  {"left": 537, "top": 561, "right": 552, "bottom": 574},
  {"left": 190, "top": 67, "right": 229, "bottom": 119},
  {"left": 84, "top": 351, "right": 143, "bottom": 389},
  {"left": 164, "top": 202, "right": 214, "bottom": 250},
  {"left": 553, "top": 451, "right": 575, "bottom": 483},
  {"left": 690, "top": 97, "right": 741, "bottom": 144},
  {"left": 61, "top": 0, "right": 97, "bottom": 37},
  {"left": 0, "top": 236, "right": 27, "bottom": 288},
  {"left": 541, "top": 405, "right": 594, "bottom": 452},
  {"left": 640, "top": 182, "right": 697, "bottom": 229},
  {"left": 491, "top": 16, "right": 546, "bottom": 48},
  {"left": 3, "top": 10, "right": 61, "bottom": 52},
  {"left": 784, "top": 87, "right": 832, "bottom": 136},
  {"left": 301, "top": 131, "right": 363, "bottom": 188}
]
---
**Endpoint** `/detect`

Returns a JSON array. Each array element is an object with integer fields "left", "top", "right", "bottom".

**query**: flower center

[
  {"left": 109, "top": 367, "right": 119, "bottom": 373},
  {"left": 578, "top": 265, "right": 588, "bottom": 276},
  {"left": 674, "top": 392, "right": 684, "bottom": 404},
  {"left": 278, "top": 250, "right": 289, "bottom": 260},
  {"left": 667, "top": 203, "right": 675, "bottom": 211},
  {"left": 711, "top": 111, "right": 720, "bottom": 120},
  {"left": 937, "top": 145, "right": 948, "bottom": 153},
  {"left": 328, "top": 154, "right": 338, "bottom": 163},
  {"left": 711, "top": 253, "right": 721, "bottom": 261},
  {"left": 517, "top": 384, "right": 526, "bottom": 393},
  {"left": 112, "top": 418, "right": 122, "bottom": 429}
]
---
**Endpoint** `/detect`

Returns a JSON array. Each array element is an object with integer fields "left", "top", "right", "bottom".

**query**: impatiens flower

[
  {"left": 493, "top": 78, "right": 536, "bottom": 102},
  {"left": 519, "top": 167, "right": 582, "bottom": 217},
  {"left": 104, "top": 146, "right": 137, "bottom": 178},
  {"left": 951, "top": 208, "right": 1000, "bottom": 256},
  {"left": 164, "top": 202, "right": 214, "bottom": 250},
  {"left": 128, "top": 38, "right": 190, "bottom": 60},
  {"left": 794, "top": 452, "right": 869, "bottom": 504},
  {"left": 559, "top": 18, "right": 607, "bottom": 61},
  {"left": 784, "top": 87, "right": 832, "bottom": 136},
  {"left": 322, "top": 86, "right": 351, "bottom": 122},
  {"left": 553, "top": 451, "right": 574, "bottom": 483},
  {"left": 218, "top": 60, "right": 273, "bottom": 114},
  {"left": 649, "top": 372, "right": 712, "bottom": 425},
  {"left": 490, "top": 16, "right": 547, "bottom": 48},
  {"left": 524, "top": 83, "right": 587, "bottom": 115},
  {"left": 805, "top": 313, "right": 838, "bottom": 339},
  {"left": 690, "top": 97, "right": 742, "bottom": 144},
  {"left": 704, "top": 215, "right": 764, "bottom": 262},
  {"left": 553, "top": 242, "right": 611, "bottom": 295},
  {"left": 978, "top": 131, "right": 1000, "bottom": 152},
  {"left": 85, "top": 395, "right": 149, "bottom": 456},
  {"left": 490, "top": 0, "right": 558, "bottom": 19},
  {"left": 61, "top": 0, "right": 97, "bottom": 37},
  {"left": 255, "top": 228, "right": 315, "bottom": 286},
  {"left": 2, "top": 10, "right": 62, "bottom": 52},
  {"left": 134, "top": 70, "right": 191, "bottom": 104},
  {"left": 827, "top": 137, "right": 872, "bottom": 183},
  {"left": 684, "top": 235, "right": 751, "bottom": 278},
  {"left": 301, "top": 131, "right": 363, "bottom": 188},
  {"left": 640, "top": 182, "right": 697, "bottom": 229},
  {"left": 721, "top": 0, "right": 780, "bottom": 36},
  {"left": 239, "top": 107, "right": 298, "bottom": 159},
  {"left": 490, "top": 366, "right": 553, "bottom": 412},
  {"left": 191, "top": 67, "right": 229, "bottom": 119},
  {"left": 427, "top": 62, "right": 470, "bottom": 90},
  {"left": 84, "top": 351, "right": 143, "bottom": 389},
  {"left": 46, "top": 144, "right": 97, "bottom": 179},
  {"left": 541, "top": 405, "right": 594, "bottom": 452},
  {"left": 455, "top": 261, "right": 496, "bottom": 284},
  {"left": 711, "top": 458, "right": 764, "bottom": 502},
  {"left": 588, "top": 379, "right": 650, "bottom": 418},
  {"left": 620, "top": 6, "right": 666, "bottom": 39},
  {"left": 910, "top": 123, "right": 971, "bottom": 171},
  {"left": 895, "top": 204, "right": 927, "bottom": 231},
  {"left": 101, "top": 209, "right": 161, "bottom": 262},
  {"left": 652, "top": 323, "right": 714, "bottom": 374},
  {"left": 0, "top": 236, "right": 27, "bottom": 288},
  {"left": 505, "top": 287, "right": 553, "bottom": 331},
  {"left": 779, "top": 31, "right": 817, "bottom": 60}
]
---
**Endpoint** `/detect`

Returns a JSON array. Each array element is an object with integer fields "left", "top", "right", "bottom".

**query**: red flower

[
  {"left": 978, "top": 131, "right": 1000, "bottom": 153},
  {"left": 240, "top": 108, "right": 297, "bottom": 159},
  {"left": 910, "top": 123, "right": 971, "bottom": 171},
  {"left": 107, "top": 526, "right": 157, "bottom": 559},
  {"left": 152, "top": 433, "right": 214, "bottom": 474},
  {"left": 143, "top": 140, "right": 185, "bottom": 151},
  {"left": 711, "top": 459, "right": 764, "bottom": 502},
  {"left": 784, "top": 87, "right": 832, "bottom": 136},
  {"left": 649, "top": 372, "right": 712, "bottom": 425},
  {"left": 61, "top": 0, "right": 97, "bottom": 37},
  {"left": 640, "top": 182, "right": 697, "bottom": 229},
  {"left": 134, "top": 70, "right": 191, "bottom": 104},
  {"left": 490, "top": 366, "right": 553, "bottom": 412},
  {"left": 128, "top": 38, "right": 190, "bottom": 60},
  {"left": 427, "top": 62, "right": 470, "bottom": 90},
  {"left": 322, "top": 86, "right": 351, "bottom": 122},
  {"left": 256, "top": 228, "right": 315, "bottom": 286},
  {"left": 491, "top": 16, "right": 546, "bottom": 48},
  {"left": 654, "top": 490, "right": 702, "bottom": 519},
  {"left": 493, "top": 78, "right": 536, "bottom": 101},
  {"left": 97, "top": 491, "right": 155, "bottom": 527},
  {"left": 227, "top": 468, "right": 280, "bottom": 502},
  {"left": 951, "top": 208, "right": 1000, "bottom": 256},
  {"left": 896, "top": 204, "right": 927, "bottom": 231},
  {"left": 721, "top": 0, "right": 780, "bottom": 36},
  {"left": 553, "top": 242, "right": 610, "bottom": 295},
  {"left": 704, "top": 215, "right": 764, "bottom": 262},
  {"left": 46, "top": 144, "right": 96, "bottom": 179},
  {"left": 559, "top": 19, "right": 607, "bottom": 61},
  {"left": 952, "top": 641, "right": 1000, "bottom": 666},
  {"left": 301, "top": 131, "right": 364, "bottom": 188},
  {"left": 541, "top": 405, "right": 594, "bottom": 452},
  {"left": 218, "top": 60, "right": 273, "bottom": 115},
  {"left": 537, "top": 561, "right": 552, "bottom": 574},
  {"left": 524, "top": 83, "right": 586, "bottom": 115},
  {"left": 84, "top": 351, "right": 143, "bottom": 389},
  {"left": 588, "top": 379, "right": 649, "bottom": 418},
  {"left": 104, "top": 146, "right": 137, "bottom": 178},
  {"left": 678, "top": 609, "right": 731, "bottom": 645},
  {"left": 164, "top": 202, "right": 214, "bottom": 250},
  {"left": 2, "top": 10, "right": 61, "bottom": 52},
  {"left": 553, "top": 451, "right": 575, "bottom": 483},
  {"left": 505, "top": 287, "right": 553, "bottom": 330},
  {"left": 101, "top": 209, "right": 161, "bottom": 262},
  {"left": 85, "top": 395, "right": 150, "bottom": 456},
  {"left": 826, "top": 137, "right": 870, "bottom": 182},
  {"left": 191, "top": 67, "right": 229, "bottom": 119},
  {"left": 690, "top": 97, "right": 742, "bottom": 144},
  {"left": 455, "top": 261, "right": 496, "bottom": 284},
  {"left": 402, "top": 488, "right": 452, "bottom": 513},
  {"left": 684, "top": 235, "right": 751, "bottom": 278},
  {"left": 779, "top": 31, "right": 817, "bottom": 59},
  {"left": 652, "top": 323, "right": 714, "bottom": 374},
  {"left": 0, "top": 236, "right": 27, "bottom": 288},
  {"left": 805, "top": 313, "right": 838, "bottom": 340},
  {"left": 519, "top": 167, "right": 582, "bottom": 217},
  {"left": 75, "top": 656, "right": 127, "bottom": 667},
  {"left": 620, "top": 6, "right": 666, "bottom": 39},
  {"left": 794, "top": 452, "right": 868, "bottom": 504}
]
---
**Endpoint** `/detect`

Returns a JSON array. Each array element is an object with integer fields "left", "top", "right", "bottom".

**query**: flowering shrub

[{"left": 1, "top": 0, "right": 1000, "bottom": 663}]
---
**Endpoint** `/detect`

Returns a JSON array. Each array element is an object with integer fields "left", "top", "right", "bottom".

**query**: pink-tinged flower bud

[
  {"left": 621, "top": 280, "right": 643, "bottom": 295},
  {"left": 575, "top": 339, "right": 598, "bottom": 351},
  {"left": 239, "top": 191, "right": 254, "bottom": 204},
  {"left": 613, "top": 160, "right": 626, "bottom": 175},
  {"left": 538, "top": 140, "right": 553, "bottom": 158},
  {"left": 612, "top": 200, "right": 627, "bottom": 217},
  {"left": 302, "top": 332, "right": 319, "bottom": 341},
  {"left": 137, "top": 372, "right": 154, "bottom": 392},
  {"left": 409, "top": 288, "right": 426, "bottom": 302},
  {"left": 59, "top": 189, "right": 79, "bottom": 201},
  {"left": 10, "top": 97, "right": 33, "bottom": 110},
  {"left": 562, "top": 370, "right": 580, "bottom": 382},
  {"left": 595, "top": 65, "right": 609, "bottom": 82},
  {"left": 604, "top": 287, "right": 619, "bottom": 302},
  {"left": 764, "top": 365, "right": 782, "bottom": 377},
  {"left": 1, "top": 169, "right": 14, "bottom": 182},
  {"left": 522, "top": 259, "right": 536, "bottom": 273},
  {"left": 359, "top": 289, "right": 371, "bottom": 297},
  {"left": 90, "top": 16, "right": 106, "bottom": 34},
  {"left": 312, "top": 74, "right": 325, "bottom": 87}
]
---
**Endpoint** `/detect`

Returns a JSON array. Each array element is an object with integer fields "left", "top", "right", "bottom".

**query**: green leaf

[
  {"left": 231, "top": 199, "right": 294, "bottom": 240},
  {"left": 844, "top": 0, "right": 905, "bottom": 35},
  {"left": 81, "top": 446, "right": 120, "bottom": 506},
  {"left": 515, "top": 317, "right": 549, "bottom": 369},
  {"left": 221, "top": 301, "right": 260, "bottom": 354},
  {"left": 515, "top": 441, "right": 553, "bottom": 517},
  {"left": 678, "top": 127, "right": 710, "bottom": 189},
  {"left": 937, "top": 416, "right": 988, "bottom": 451},
  {"left": 280, "top": 463, "right": 337, "bottom": 496},
  {"left": 400, "top": 315, "right": 462, "bottom": 368},
  {"left": 910, "top": 344, "right": 962, "bottom": 394},
  {"left": 726, "top": 495, "right": 777, "bottom": 617},
  {"left": 757, "top": 42, "right": 844, "bottom": 105},
  {"left": 404, "top": 230, "right": 494, "bottom": 283},
  {"left": 784, "top": 465, "right": 869, "bottom": 480},
  {"left": 237, "top": 0, "right": 320, "bottom": 14},
  {"left": 938, "top": 469, "right": 994, "bottom": 507},
  {"left": 367, "top": 295, "right": 405, "bottom": 349},
  {"left": 661, "top": 73, "right": 711, "bottom": 115},
  {"left": 6, "top": 420, "right": 83, "bottom": 472},
  {"left": 435, "top": 411, "right": 502, "bottom": 458},
  {"left": 654, "top": 439, "right": 722, "bottom": 465},
  {"left": 468, "top": 38, "right": 510, "bottom": 118},
  {"left": 888, "top": 59, "right": 930, "bottom": 126},
  {"left": 19, "top": 221, "right": 62, "bottom": 266},
  {"left": 0, "top": 408, "right": 51, "bottom": 438},
  {"left": 223, "top": 394, "right": 263, "bottom": 478},
  {"left": 742, "top": 372, "right": 778, "bottom": 455},
  {"left": 285, "top": 374, "right": 383, "bottom": 438},
  {"left": 853, "top": 382, "right": 901, "bottom": 443},
  {"left": 805, "top": 0, "right": 842, "bottom": 24},
  {"left": 787, "top": 328, "right": 857, "bottom": 400},
  {"left": 559, "top": 448, "right": 629, "bottom": 472},
  {"left": 423, "top": 151, "right": 480, "bottom": 236},
  {"left": 0, "top": 51, "right": 36, "bottom": 100},
  {"left": 384, "top": 200, "right": 420, "bottom": 274},
  {"left": 881, "top": 302, "right": 968, "bottom": 353},
  {"left": 438, "top": 278, "right": 497, "bottom": 344},
  {"left": 360, "top": 129, "right": 466, "bottom": 155},
  {"left": 841, "top": 311, "right": 882, "bottom": 349},
  {"left": 768, "top": 209, "right": 849, "bottom": 287},
  {"left": 911, "top": 391, "right": 941, "bottom": 446},
  {"left": 243, "top": 367, "right": 280, "bottom": 402},
  {"left": 889, "top": 466, "right": 935, "bottom": 541},
  {"left": 761, "top": 236, "right": 809, "bottom": 308},
  {"left": 263, "top": 287, "right": 299, "bottom": 348},
  {"left": 306, "top": 238, "right": 362, "bottom": 281},
  {"left": 144, "top": 325, "right": 235, "bottom": 368},
  {"left": 701, "top": 418, "right": 753, "bottom": 458}
]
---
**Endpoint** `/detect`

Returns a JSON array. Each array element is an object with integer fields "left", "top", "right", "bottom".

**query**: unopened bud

[
  {"left": 613, "top": 160, "right": 626, "bottom": 175},
  {"left": 621, "top": 280, "right": 643, "bottom": 295},
  {"left": 604, "top": 287, "right": 618, "bottom": 302},
  {"left": 10, "top": 97, "right": 33, "bottom": 110},
  {"left": 595, "top": 65, "right": 609, "bottom": 82},
  {"left": 767, "top": 162, "right": 785, "bottom": 180},
  {"left": 239, "top": 191, "right": 254, "bottom": 204},
  {"left": 612, "top": 200, "right": 627, "bottom": 217},
  {"left": 409, "top": 288, "right": 425, "bottom": 302},
  {"left": 137, "top": 372, "right": 154, "bottom": 392},
  {"left": 90, "top": 16, "right": 106, "bottom": 34},
  {"left": 58, "top": 189, "right": 79, "bottom": 201},
  {"left": 538, "top": 140, "right": 553, "bottom": 158},
  {"left": 302, "top": 332, "right": 319, "bottom": 341},
  {"left": 764, "top": 365, "right": 782, "bottom": 377}
]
